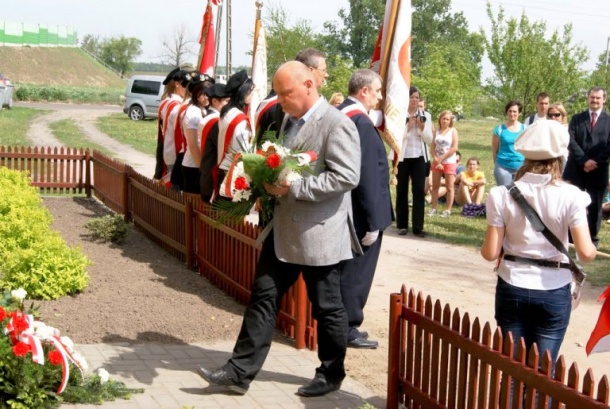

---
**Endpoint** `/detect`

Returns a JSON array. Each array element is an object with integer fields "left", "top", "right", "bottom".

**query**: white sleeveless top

[{"left": 434, "top": 128, "right": 456, "bottom": 164}]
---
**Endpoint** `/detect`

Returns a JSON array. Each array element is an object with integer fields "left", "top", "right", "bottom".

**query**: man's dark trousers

[
  {"left": 223, "top": 234, "right": 348, "bottom": 386},
  {"left": 340, "top": 232, "right": 384, "bottom": 340}
]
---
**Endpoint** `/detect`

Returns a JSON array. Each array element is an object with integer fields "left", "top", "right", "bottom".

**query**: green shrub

[
  {"left": 0, "top": 168, "right": 90, "bottom": 300},
  {"left": 85, "top": 215, "right": 130, "bottom": 244},
  {"left": 14, "top": 84, "right": 123, "bottom": 105}
]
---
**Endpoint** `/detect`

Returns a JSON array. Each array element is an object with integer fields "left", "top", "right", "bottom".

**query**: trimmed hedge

[{"left": 0, "top": 168, "right": 90, "bottom": 300}]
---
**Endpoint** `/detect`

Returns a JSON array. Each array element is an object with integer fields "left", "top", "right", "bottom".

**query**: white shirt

[
  {"left": 218, "top": 107, "right": 252, "bottom": 171},
  {"left": 524, "top": 113, "right": 545, "bottom": 127},
  {"left": 181, "top": 105, "right": 206, "bottom": 168},
  {"left": 400, "top": 110, "right": 432, "bottom": 161},
  {"left": 486, "top": 173, "right": 590, "bottom": 290}
]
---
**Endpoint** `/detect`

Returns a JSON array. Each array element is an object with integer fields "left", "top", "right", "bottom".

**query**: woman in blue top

[{"left": 492, "top": 100, "right": 526, "bottom": 186}]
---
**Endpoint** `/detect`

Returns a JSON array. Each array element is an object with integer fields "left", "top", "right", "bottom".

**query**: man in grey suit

[{"left": 198, "top": 61, "right": 361, "bottom": 397}]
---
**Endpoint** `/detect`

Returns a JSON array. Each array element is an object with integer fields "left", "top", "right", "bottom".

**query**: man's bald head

[{"left": 273, "top": 61, "right": 319, "bottom": 119}]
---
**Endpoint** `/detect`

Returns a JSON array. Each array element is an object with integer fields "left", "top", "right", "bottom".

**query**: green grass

[
  {"left": 48, "top": 119, "right": 113, "bottom": 156},
  {"left": 96, "top": 113, "right": 157, "bottom": 155},
  {"left": 417, "top": 118, "right": 610, "bottom": 287},
  {"left": 0, "top": 107, "right": 45, "bottom": 146},
  {"left": 15, "top": 84, "right": 123, "bottom": 105}
]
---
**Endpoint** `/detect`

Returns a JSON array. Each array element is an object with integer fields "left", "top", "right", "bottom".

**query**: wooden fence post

[
  {"left": 387, "top": 291, "right": 403, "bottom": 409},
  {"left": 85, "top": 149, "right": 91, "bottom": 198},
  {"left": 185, "top": 198, "right": 194, "bottom": 269},
  {"left": 122, "top": 169, "right": 130, "bottom": 222}
]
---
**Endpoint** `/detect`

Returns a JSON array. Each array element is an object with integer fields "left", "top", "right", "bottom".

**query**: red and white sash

[
  {"left": 199, "top": 112, "right": 220, "bottom": 154},
  {"left": 254, "top": 95, "right": 278, "bottom": 132}
]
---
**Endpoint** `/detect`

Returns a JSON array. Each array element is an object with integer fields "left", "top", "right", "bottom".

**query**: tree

[
  {"left": 412, "top": 44, "right": 480, "bottom": 119},
  {"left": 80, "top": 34, "right": 101, "bottom": 56},
  {"left": 158, "top": 23, "right": 196, "bottom": 67},
  {"left": 320, "top": 55, "right": 354, "bottom": 100},
  {"left": 319, "top": 0, "right": 385, "bottom": 68},
  {"left": 482, "top": 3, "right": 588, "bottom": 115},
  {"left": 99, "top": 36, "right": 143, "bottom": 77},
  {"left": 264, "top": 3, "right": 320, "bottom": 75},
  {"left": 588, "top": 51, "right": 610, "bottom": 97},
  {"left": 411, "top": 0, "right": 484, "bottom": 79}
]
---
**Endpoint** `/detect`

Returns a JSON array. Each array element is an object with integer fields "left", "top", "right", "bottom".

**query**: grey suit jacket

[{"left": 273, "top": 99, "right": 361, "bottom": 266}]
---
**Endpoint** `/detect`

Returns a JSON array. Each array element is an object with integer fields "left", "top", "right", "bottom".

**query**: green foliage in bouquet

[
  {"left": 0, "top": 168, "right": 90, "bottom": 300},
  {"left": 0, "top": 289, "right": 143, "bottom": 408},
  {"left": 85, "top": 214, "right": 130, "bottom": 244}
]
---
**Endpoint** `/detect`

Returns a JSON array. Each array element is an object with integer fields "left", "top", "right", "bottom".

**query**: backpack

[{"left": 460, "top": 203, "right": 486, "bottom": 218}]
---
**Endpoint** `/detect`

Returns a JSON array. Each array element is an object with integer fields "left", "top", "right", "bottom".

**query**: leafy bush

[
  {"left": 0, "top": 168, "right": 90, "bottom": 300},
  {"left": 14, "top": 84, "right": 123, "bottom": 105},
  {"left": 85, "top": 215, "right": 130, "bottom": 244},
  {"left": 0, "top": 289, "right": 143, "bottom": 408}
]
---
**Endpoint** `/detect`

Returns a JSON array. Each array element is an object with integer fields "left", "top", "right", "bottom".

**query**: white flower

[
  {"left": 97, "top": 368, "right": 109, "bottom": 384},
  {"left": 261, "top": 141, "right": 289, "bottom": 158},
  {"left": 295, "top": 152, "right": 316, "bottom": 167},
  {"left": 60, "top": 336, "right": 75, "bottom": 353},
  {"left": 72, "top": 352, "right": 89, "bottom": 371},
  {"left": 33, "top": 321, "right": 57, "bottom": 340},
  {"left": 11, "top": 288, "right": 27, "bottom": 301},
  {"left": 277, "top": 167, "right": 302, "bottom": 184}
]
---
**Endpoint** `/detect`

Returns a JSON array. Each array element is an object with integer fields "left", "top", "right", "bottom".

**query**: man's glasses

[{"left": 547, "top": 113, "right": 561, "bottom": 118}]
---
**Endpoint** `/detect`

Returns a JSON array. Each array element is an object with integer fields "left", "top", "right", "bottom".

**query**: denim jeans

[
  {"left": 495, "top": 277, "right": 571, "bottom": 366},
  {"left": 493, "top": 163, "right": 517, "bottom": 187}
]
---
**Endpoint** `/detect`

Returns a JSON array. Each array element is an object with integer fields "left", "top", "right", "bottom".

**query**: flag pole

[{"left": 252, "top": 1, "right": 263, "bottom": 69}]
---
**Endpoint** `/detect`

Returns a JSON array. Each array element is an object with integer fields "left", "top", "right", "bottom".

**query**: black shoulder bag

[{"left": 508, "top": 184, "right": 586, "bottom": 308}]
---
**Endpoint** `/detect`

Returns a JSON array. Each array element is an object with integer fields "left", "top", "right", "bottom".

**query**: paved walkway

[{"left": 62, "top": 340, "right": 383, "bottom": 409}]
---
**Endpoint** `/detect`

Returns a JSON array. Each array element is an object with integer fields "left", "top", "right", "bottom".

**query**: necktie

[{"left": 591, "top": 112, "right": 597, "bottom": 128}]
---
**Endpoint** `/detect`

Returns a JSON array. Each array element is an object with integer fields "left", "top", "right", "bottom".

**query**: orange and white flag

[{"left": 372, "top": 0, "right": 411, "bottom": 167}]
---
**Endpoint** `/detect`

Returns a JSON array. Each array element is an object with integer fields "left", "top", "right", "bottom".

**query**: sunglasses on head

[{"left": 547, "top": 113, "right": 561, "bottom": 118}]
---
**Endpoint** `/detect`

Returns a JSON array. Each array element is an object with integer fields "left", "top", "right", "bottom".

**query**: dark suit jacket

[
  {"left": 338, "top": 99, "right": 393, "bottom": 234},
  {"left": 564, "top": 109, "right": 610, "bottom": 188},
  {"left": 199, "top": 113, "right": 220, "bottom": 202}
]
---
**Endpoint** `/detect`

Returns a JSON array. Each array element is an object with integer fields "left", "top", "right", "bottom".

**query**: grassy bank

[{"left": 15, "top": 84, "right": 123, "bottom": 105}]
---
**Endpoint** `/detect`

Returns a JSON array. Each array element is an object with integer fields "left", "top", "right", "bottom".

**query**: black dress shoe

[
  {"left": 347, "top": 337, "right": 378, "bottom": 349},
  {"left": 413, "top": 230, "right": 427, "bottom": 238},
  {"left": 359, "top": 330, "right": 369, "bottom": 340},
  {"left": 398, "top": 228, "right": 408, "bottom": 236},
  {"left": 297, "top": 376, "right": 342, "bottom": 397},
  {"left": 197, "top": 366, "right": 249, "bottom": 395}
]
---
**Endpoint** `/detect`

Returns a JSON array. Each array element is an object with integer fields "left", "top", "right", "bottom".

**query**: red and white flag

[
  {"left": 371, "top": 0, "right": 411, "bottom": 168},
  {"left": 249, "top": 21, "right": 268, "bottom": 128},
  {"left": 198, "top": 0, "right": 217, "bottom": 76},
  {"left": 586, "top": 285, "right": 610, "bottom": 355}
]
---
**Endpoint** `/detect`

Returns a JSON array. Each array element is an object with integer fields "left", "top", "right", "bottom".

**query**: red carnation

[
  {"left": 12, "top": 341, "right": 30, "bottom": 357},
  {"left": 266, "top": 153, "right": 281, "bottom": 169},
  {"left": 0, "top": 306, "right": 6, "bottom": 322},
  {"left": 11, "top": 312, "right": 29, "bottom": 333},
  {"left": 234, "top": 176, "right": 249, "bottom": 191},
  {"left": 48, "top": 349, "right": 63, "bottom": 365}
]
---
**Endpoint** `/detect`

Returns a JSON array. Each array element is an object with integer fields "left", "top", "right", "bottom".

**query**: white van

[{"left": 122, "top": 75, "right": 165, "bottom": 120}]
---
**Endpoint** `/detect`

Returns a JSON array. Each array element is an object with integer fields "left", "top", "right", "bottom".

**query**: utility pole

[{"left": 606, "top": 36, "right": 610, "bottom": 67}]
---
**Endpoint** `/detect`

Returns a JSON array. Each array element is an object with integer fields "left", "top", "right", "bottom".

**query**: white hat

[{"left": 514, "top": 120, "right": 569, "bottom": 160}]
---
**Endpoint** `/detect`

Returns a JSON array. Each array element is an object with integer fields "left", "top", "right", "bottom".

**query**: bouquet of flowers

[
  {"left": 216, "top": 140, "right": 318, "bottom": 224},
  {"left": 0, "top": 288, "right": 142, "bottom": 407}
]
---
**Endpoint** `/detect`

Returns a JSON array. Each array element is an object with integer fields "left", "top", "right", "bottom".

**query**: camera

[{"left": 406, "top": 108, "right": 426, "bottom": 124}]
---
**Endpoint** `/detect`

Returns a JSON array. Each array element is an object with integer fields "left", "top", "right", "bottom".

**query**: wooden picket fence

[
  {"left": 387, "top": 285, "right": 610, "bottom": 408},
  {"left": 0, "top": 145, "right": 91, "bottom": 195},
  {"left": 0, "top": 146, "right": 316, "bottom": 350}
]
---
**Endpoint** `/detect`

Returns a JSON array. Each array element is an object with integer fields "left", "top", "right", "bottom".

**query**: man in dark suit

[
  {"left": 198, "top": 61, "right": 361, "bottom": 397},
  {"left": 563, "top": 86, "right": 610, "bottom": 247},
  {"left": 337, "top": 69, "right": 393, "bottom": 349}
]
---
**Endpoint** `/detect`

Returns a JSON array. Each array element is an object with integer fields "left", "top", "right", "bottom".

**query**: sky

[{"left": 3, "top": 0, "right": 610, "bottom": 80}]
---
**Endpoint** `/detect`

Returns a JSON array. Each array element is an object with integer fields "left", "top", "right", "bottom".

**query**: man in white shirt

[{"left": 524, "top": 92, "right": 550, "bottom": 126}]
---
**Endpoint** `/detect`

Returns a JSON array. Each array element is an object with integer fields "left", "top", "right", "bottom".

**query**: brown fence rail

[
  {"left": 0, "top": 146, "right": 91, "bottom": 196},
  {"left": 0, "top": 146, "right": 316, "bottom": 350},
  {"left": 387, "top": 285, "right": 610, "bottom": 409}
]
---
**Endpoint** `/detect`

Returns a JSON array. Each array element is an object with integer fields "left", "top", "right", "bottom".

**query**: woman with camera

[
  {"left": 481, "top": 120, "right": 596, "bottom": 373},
  {"left": 395, "top": 86, "right": 433, "bottom": 237},
  {"left": 491, "top": 100, "right": 526, "bottom": 187}
]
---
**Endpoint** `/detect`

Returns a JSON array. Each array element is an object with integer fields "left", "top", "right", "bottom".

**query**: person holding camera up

[{"left": 396, "top": 86, "right": 433, "bottom": 237}]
